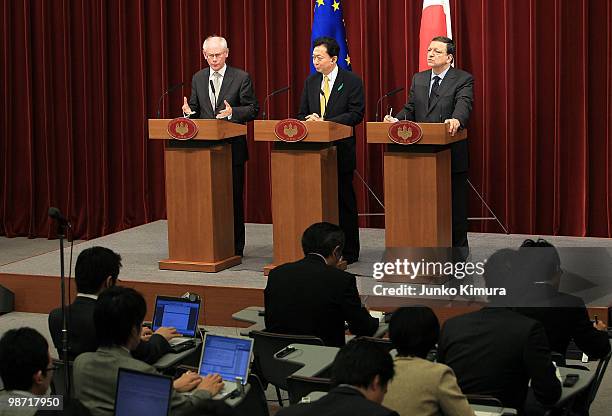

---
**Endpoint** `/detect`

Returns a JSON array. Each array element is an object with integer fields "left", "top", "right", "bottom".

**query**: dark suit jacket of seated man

[{"left": 264, "top": 254, "right": 378, "bottom": 347}]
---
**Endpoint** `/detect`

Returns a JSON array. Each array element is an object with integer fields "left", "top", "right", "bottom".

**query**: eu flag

[{"left": 310, "top": 0, "right": 352, "bottom": 73}]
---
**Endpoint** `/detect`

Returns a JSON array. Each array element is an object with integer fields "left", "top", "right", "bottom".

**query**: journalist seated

[
  {"left": 0, "top": 327, "right": 90, "bottom": 416},
  {"left": 49, "top": 246, "right": 178, "bottom": 363},
  {"left": 383, "top": 306, "right": 474, "bottom": 416},
  {"left": 276, "top": 338, "right": 399, "bottom": 416},
  {"left": 73, "top": 286, "right": 223, "bottom": 416},
  {"left": 264, "top": 222, "right": 379, "bottom": 346}
]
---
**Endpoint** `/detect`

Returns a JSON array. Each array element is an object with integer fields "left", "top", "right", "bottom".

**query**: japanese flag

[{"left": 419, "top": 0, "right": 453, "bottom": 71}]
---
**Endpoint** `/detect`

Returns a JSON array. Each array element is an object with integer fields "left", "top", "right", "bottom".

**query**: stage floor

[{"left": 1, "top": 221, "right": 612, "bottom": 321}]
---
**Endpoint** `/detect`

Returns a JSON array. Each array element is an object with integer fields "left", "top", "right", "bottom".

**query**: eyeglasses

[
  {"left": 312, "top": 55, "right": 330, "bottom": 62},
  {"left": 45, "top": 365, "right": 59, "bottom": 372}
]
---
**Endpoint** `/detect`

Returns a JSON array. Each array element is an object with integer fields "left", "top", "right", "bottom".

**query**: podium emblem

[
  {"left": 274, "top": 119, "right": 308, "bottom": 142},
  {"left": 167, "top": 118, "right": 198, "bottom": 140},
  {"left": 388, "top": 121, "right": 423, "bottom": 145}
]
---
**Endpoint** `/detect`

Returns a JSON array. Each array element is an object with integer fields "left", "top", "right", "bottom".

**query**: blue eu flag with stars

[{"left": 310, "top": 0, "right": 352, "bottom": 73}]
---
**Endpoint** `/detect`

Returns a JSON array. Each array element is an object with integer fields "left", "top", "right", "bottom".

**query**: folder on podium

[
  {"left": 148, "top": 119, "right": 246, "bottom": 273},
  {"left": 255, "top": 120, "right": 352, "bottom": 274}
]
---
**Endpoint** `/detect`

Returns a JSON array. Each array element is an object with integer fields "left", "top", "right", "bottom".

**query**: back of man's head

[
  {"left": 484, "top": 248, "right": 528, "bottom": 305},
  {"left": 94, "top": 286, "right": 146, "bottom": 347},
  {"left": 75, "top": 246, "right": 122, "bottom": 294},
  {"left": 301, "top": 222, "right": 345, "bottom": 258},
  {"left": 0, "top": 327, "right": 49, "bottom": 391},
  {"left": 518, "top": 238, "right": 561, "bottom": 283},
  {"left": 389, "top": 306, "right": 439, "bottom": 358},
  {"left": 331, "top": 338, "right": 394, "bottom": 394}
]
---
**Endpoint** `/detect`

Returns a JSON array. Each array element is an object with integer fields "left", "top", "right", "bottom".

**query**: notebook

[
  {"left": 196, "top": 333, "right": 254, "bottom": 399},
  {"left": 152, "top": 296, "right": 201, "bottom": 351},
  {"left": 114, "top": 368, "right": 172, "bottom": 416}
]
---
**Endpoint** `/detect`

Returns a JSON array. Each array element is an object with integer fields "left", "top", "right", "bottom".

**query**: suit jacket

[
  {"left": 515, "top": 284, "right": 611, "bottom": 359},
  {"left": 187, "top": 65, "right": 259, "bottom": 165},
  {"left": 48, "top": 296, "right": 172, "bottom": 364},
  {"left": 396, "top": 67, "right": 473, "bottom": 173},
  {"left": 297, "top": 67, "right": 365, "bottom": 173},
  {"left": 276, "top": 386, "right": 398, "bottom": 416},
  {"left": 437, "top": 308, "right": 561, "bottom": 412},
  {"left": 264, "top": 254, "right": 378, "bottom": 347},
  {"left": 73, "top": 346, "right": 211, "bottom": 416},
  {"left": 383, "top": 356, "right": 474, "bottom": 416}
]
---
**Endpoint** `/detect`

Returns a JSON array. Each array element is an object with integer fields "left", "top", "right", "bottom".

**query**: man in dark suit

[
  {"left": 264, "top": 222, "right": 379, "bottom": 347},
  {"left": 385, "top": 36, "right": 473, "bottom": 249},
  {"left": 182, "top": 35, "right": 259, "bottom": 257},
  {"left": 277, "top": 338, "right": 398, "bottom": 416},
  {"left": 297, "top": 37, "right": 365, "bottom": 264},
  {"left": 514, "top": 239, "right": 610, "bottom": 359},
  {"left": 437, "top": 249, "right": 562, "bottom": 412},
  {"left": 48, "top": 246, "right": 175, "bottom": 364}
]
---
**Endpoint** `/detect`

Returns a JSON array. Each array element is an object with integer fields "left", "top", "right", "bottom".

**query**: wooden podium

[
  {"left": 367, "top": 122, "right": 467, "bottom": 248},
  {"left": 255, "top": 120, "right": 352, "bottom": 273},
  {"left": 149, "top": 119, "right": 246, "bottom": 272}
]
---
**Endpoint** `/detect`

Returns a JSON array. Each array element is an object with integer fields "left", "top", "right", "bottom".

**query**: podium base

[{"left": 159, "top": 256, "right": 241, "bottom": 273}]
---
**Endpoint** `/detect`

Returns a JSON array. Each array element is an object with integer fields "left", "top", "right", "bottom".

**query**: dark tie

[{"left": 429, "top": 76, "right": 441, "bottom": 105}]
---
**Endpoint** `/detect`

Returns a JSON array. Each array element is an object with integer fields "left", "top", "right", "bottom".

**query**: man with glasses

[
  {"left": 385, "top": 36, "right": 473, "bottom": 253},
  {"left": 297, "top": 37, "right": 365, "bottom": 264},
  {"left": 182, "top": 35, "right": 259, "bottom": 257},
  {"left": 0, "top": 327, "right": 90, "bottom": 415}
]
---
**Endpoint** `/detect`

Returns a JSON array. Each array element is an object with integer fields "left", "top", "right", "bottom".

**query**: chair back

[
  {"left": 466, "top": 394, "right": 503, "bottom": 407},
  {"left": 586, "top": 349, "right": 612, "bottom": 406},
  {"left": 356, "top": 336, "right": 394, "bottom": 353},
  {"left": 250, "top": 330, "right": 324, "bottom": 391},
  {"left": 51, "top": 358, "right": 75, "bottom": 397},
  {"left": 287, "top": 375, "right": 333, "bottom": 405},
  {"left": 234, "top": 374, "right": 270, "bottom": 416}
]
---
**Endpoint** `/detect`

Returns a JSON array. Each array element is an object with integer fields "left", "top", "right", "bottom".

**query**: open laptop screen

[
  {"left": 198, "top": 334, "right": 253, "bottom": 384},
  {"left": 152, "top": 296, "right": 200, "bottom": 337},
  {"left": 114, "top": 369, "right": 172, "bottom": 416}
]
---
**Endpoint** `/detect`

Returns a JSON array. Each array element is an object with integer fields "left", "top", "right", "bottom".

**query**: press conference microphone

[
  {"left": 319, "top": 89, "right": 328, "bottom": 119},
  {"left": 48, "top": 207, "right": 71, "bottom": 228},
  {"left": 209, "top": 80, "right": 217, "bottom": 112},
  {"left": 156, "top": 82, "right": 185, "bottom": 118},
  {"left": 375, "top": 87, "right": 404, "bottom": 121},
  {"left": 261, "top": 86, "right": 290, "bottom": 119}
]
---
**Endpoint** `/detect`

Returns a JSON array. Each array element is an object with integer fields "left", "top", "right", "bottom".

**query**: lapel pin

[{"left": 337, "top": 83, "right": 344, "bottom": 92}]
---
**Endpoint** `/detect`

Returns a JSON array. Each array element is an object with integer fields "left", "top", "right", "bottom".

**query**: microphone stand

[{"left": 50, "top": 211, "right": 72, "bottom": 400}]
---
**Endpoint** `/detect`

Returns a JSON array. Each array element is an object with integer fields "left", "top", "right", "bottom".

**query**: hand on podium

[
  {"left": 444, "top": 118, "right": 461, "bottom": 136},
  {"left": 305, "top": 113, "right": 324, "bottom": 121},
  {"left": 383, "top": 114, "right": 398, "bottom": 123}
]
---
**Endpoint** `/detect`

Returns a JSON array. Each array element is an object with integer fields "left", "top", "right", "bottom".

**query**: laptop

[
  {"left": 114, "top": 368, "right": 172, "bottom": 416},
  {"left": 196, "top": 333, "right": 254, "bottom": 399},
  {"left": 152, "top": 296, "right": 201, "bottom": 352}
]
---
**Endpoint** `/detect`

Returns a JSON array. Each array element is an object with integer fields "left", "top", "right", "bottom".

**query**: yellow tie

[{"left": 320, "top": 75, "right": 330, "bottom": 118}]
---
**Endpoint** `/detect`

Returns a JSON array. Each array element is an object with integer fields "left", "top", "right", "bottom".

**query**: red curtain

[{"left": 2, "top": 0, "right": 611, "bottom": 240}]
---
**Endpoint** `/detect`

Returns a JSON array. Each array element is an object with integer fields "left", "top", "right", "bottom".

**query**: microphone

[
  {"left": 375, "top": 87, "right": 404, "bottom": 121},
  {"left": 319, "top": 89, "right": 328, "bottom": 119},
  {"left": 209, "top": 80, "right": 217, "bottom": 112},
  {"left": 48, "top": 207, "right": 71, "bottom": 228},
  {"left": 156, "top": 82, "right": 185, "bottom": 118},
  {"left": 261, "top": 86, "right": 290, "bottom": 119}
]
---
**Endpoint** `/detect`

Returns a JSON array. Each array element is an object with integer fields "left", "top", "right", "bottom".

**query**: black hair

[
  {"left": 0, "top": 327, "right": 49, "bottom": 391},
  {"left": 75, "top": 246, "right": 122, "bottom": 294},
  {"left": 313, "top": 36, "right": 340, "bottom": 59},
  {"left": 431, "top": 36, "right": 456, "bottom": 58},
  {"left": 94, "top": 286, "right": 146, "bottom": 347},
  {"left": 331, "top": 338, "right": 394, "bottom": 389},
  {"left": 389, "top": 306, "right": 440, "bottom": 358},
  {"left": 519, "top": 238, "right": 561, "bottom": 282},
  {"left": 301, "top": 222, "right": 345, "bottom": 257}
]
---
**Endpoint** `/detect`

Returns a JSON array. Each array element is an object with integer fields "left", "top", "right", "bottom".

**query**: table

[
  {"left": 274, "top": 343, "right": 340, "bottom": 377},
  {"left": 153, "top": 340, "right": 202, "bottom": 371}
]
